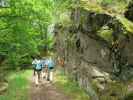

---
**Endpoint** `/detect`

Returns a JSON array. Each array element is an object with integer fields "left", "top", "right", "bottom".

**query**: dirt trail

[{"left": 29, "top": 77, "right": 72, "bottom": 100}]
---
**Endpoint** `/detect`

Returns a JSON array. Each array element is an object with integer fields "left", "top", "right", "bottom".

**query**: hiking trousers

[{"left": 34, "top": 69, "right": 42, "bottom": 85}]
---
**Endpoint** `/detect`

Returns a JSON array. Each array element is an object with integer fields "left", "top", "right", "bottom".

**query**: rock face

[
  {"left": 54, "top": 1, "right": 133, "bottom": 99},
  {"left": 0, "top": 82, "right": 8, "bottom": 94},
  {"left": 125, "top": 1, "right": 133, "bottom": 22}
]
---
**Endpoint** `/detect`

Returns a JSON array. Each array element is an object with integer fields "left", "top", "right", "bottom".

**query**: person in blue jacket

[
  {"left": 32, "top": 56, "right": 43, "bottom": 86},
  {"left": 44, "top": 57, "right": 55, "bottom": 82},
  {"left": 41, "top": 58, "right": 48, "bottom": 80},
  {"left": 32, "top": 57, "right": 37, "bottom": 76}
]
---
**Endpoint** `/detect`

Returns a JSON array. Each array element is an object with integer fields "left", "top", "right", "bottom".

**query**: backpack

[
  {"left": 48, "top": 60, "right": 55, "bottom": 68},
  {"left": 45, "top": 58, "right": 55, "bottom": 69},
  {"left": 40, "top": 60, "right": 46, "bottom": 68},
  {"left": 32, "top": 59, "right": 37, "bottom": 68},
  {"left": 35, "top": 60, "right": 42, "bottom": 70}
]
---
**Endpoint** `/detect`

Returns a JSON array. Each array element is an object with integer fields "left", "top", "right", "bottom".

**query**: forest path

[{"left": 29, "top": 76, "right": 72, "bottom": 100}]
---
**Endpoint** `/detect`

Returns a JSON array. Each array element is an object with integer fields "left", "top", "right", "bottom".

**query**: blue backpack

[
  {"left": 40, "top": 60, "right": 46, "bottom": 68},
  {"left": 32, "top": 64, "right": 36, "bottom": 68},
  {"left": 48, "top": 60, "right": 55, "bottom": 68},
  {"left": 35, "top": 62, "right": 43, "bottom": 70},
  {"left": 45, "top": 59, "right": 55, "bottom": 69}
]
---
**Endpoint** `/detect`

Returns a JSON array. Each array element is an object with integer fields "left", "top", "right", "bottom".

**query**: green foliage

[
  {"left": 92, "top": 81, "right": 128, "bottom": 100},
  {"left": 116, "top": 15, "right": 133, "bottom": 34},
  {"left": 124, "top": 92, "right": 133, "bottom": 100},
  {"left": 81, "top": 0, "right": 129, "bottom": 14},
  {"left": 0, "top": 0, "right": 73, "bottom": 68},
  {"left": 0, "top": 70, "right": 32, "bottom": 100},
  {"left": 54, "top": 70, "right": 90, "bottom": 100},
  {"left": 100, "top": 0, "right": 113, "bottom": 4},
  {"left": 101, "top": 82, "right": 127, "bottom": 100},
  {"left": 98, "top": 26, "right": 113, "bottom": 42}
]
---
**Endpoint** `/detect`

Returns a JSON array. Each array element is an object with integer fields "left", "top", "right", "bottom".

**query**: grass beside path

[
  {"left": 0, "top": 70, "right": 32, "bottom": 100},
  {"left": 54, "top": 70, "right": 90, "bottom": 100}
]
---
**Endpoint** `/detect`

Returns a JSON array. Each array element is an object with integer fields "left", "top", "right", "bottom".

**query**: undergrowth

[
  {"left": 0, "top": 70, "right": 32, "bottom": 100},
  {"left": 54, "top": 70, "right": 90, "bottom": 100}
]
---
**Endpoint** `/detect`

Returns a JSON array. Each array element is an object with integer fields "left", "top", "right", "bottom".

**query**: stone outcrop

[{"left": 54, "top": 0, "right": 133, "bottom": 99}]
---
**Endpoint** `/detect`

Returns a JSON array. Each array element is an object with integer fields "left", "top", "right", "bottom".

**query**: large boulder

[{"left": 54, "top": 0, "right": 133, "bottom": 99}]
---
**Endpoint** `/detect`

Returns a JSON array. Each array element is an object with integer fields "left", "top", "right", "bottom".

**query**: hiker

[
  {"left": 32, "top": 56, "right": 43, "bottom": 86},
  {"left": 43, "top": 64, "right": 49, "bottom": 81},
  {"left": 45, "top": 57, "right": 55, "bottom": 82},
  {"left": 32, "top": 57, "right": 37, "bottom": 76},
  {"left": 41, "top": 58, "right": 48, "bottom": 80}
]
